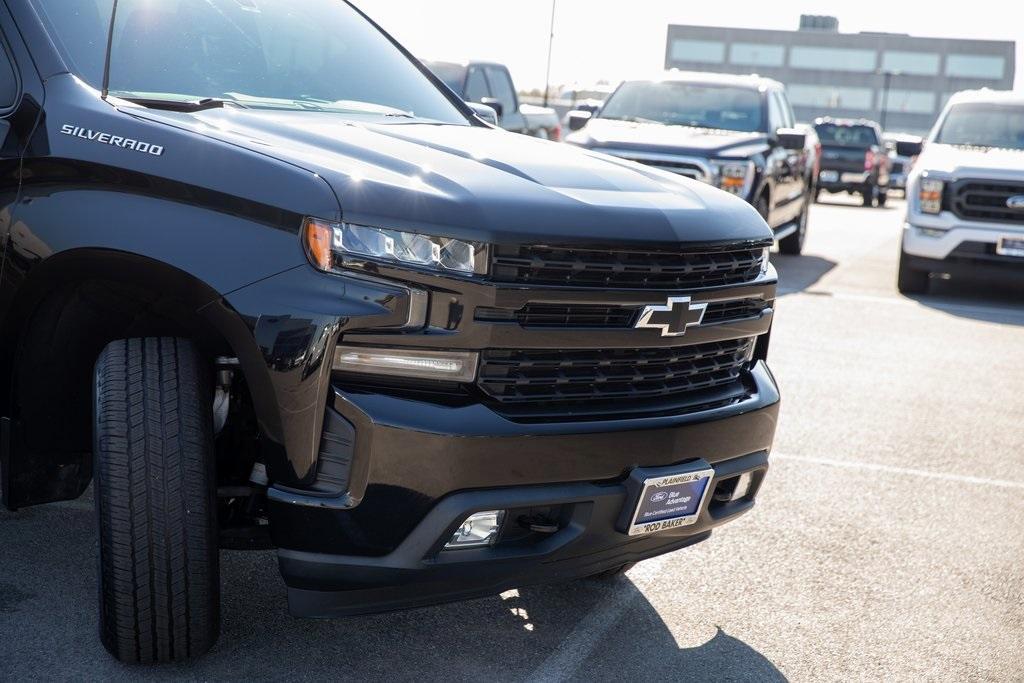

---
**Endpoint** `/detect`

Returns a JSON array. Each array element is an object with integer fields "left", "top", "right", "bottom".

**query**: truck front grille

[
  {"left": 622, "top": 158, "right": 705, "bottom": 180},
  {"left": 477, "top": 338, "right": 754, "bottom": 415},
  {"left": 490, "top": 244, "right": 767, "bottom": 289},
  {"left": 475, "top": 298, "right": 772, "bottom": 329},
  {"left": 950, "top": 180, "right": 1024, "bottom": 224}
]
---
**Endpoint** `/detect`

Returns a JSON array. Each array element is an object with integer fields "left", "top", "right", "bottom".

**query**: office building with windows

[{"left": 664, "top": 19, "right": 1015, "bottom": 135}]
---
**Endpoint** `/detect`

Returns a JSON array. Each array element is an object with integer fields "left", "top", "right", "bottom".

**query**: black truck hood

[
  {"left": 571, "top": 119, "right": 771, "bottom": 160},
  {"left": 127, "top": 108, "right": 771, "bottom": 248}
]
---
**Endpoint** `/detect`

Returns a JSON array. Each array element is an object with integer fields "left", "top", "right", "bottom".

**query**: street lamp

[
  {"left": 877, "top": 69, "right": 901, "bottom": 131},
  {"left": 542, "top": 0, "right": 557, "bottom": 107}
]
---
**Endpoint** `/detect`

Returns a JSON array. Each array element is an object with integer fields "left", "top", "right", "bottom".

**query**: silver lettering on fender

[{"left": 59, "top": 124, "right": 165, "bottom": 156}]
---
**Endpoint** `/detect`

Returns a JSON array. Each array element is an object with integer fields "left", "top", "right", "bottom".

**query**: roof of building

[{"left": 635, "top": 70, "right": 784, "bottom": 90}]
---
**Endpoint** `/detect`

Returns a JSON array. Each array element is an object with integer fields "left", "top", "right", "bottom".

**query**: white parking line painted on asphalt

[
  {"left": 530, "top": 450, "right": 1024, "bottom": 681},
  {"left": 777, "top": 288, "right": 1024, "bottom": 320},
  {"left": 529, "top": 555, "right": 671, "bottom": 682},
  {"left": 773, "top": 453, "right": 1024, "bottom": 490}
]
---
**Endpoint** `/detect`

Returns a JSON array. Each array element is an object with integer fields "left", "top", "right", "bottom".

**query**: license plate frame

[
  {"left": 623, "top": 467, "right": 715, "bottom": 537},
  {"left": 996, "top": 236, "right": 1024, "bottom": 258}
]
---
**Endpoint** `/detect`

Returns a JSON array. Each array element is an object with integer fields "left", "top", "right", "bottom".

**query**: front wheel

[
  {"left": 778, "top": 202, "right": 809, "bottom": 255},
  {"left": 94, "top": 337, "right": 220, "bottom": 664}
]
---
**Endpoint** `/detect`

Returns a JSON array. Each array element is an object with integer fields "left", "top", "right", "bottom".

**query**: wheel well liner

[{"left": 0, "top": 249, "right": 264, "bottom": 508}]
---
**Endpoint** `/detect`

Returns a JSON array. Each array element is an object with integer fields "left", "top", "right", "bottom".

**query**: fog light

[
  {"left": 730, "top": 471, "right": 753, "bottom": 501},
  {"left": 445, "top": 510, "right": 505, "bottom": 549}
]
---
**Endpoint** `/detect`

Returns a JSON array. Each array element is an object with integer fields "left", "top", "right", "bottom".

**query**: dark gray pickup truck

[
  {"left": 0, "top": 0, "right": 778, "bottom": 664},
  {"left": 813, "top": 117, "right": 891, "bottom": 207}
]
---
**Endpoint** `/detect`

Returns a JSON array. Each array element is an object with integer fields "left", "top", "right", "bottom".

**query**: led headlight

[
  {"left": 711, "top": 160, "right": 755, "bottom": 198},
  {"left": 333, "top": 346, "right": 479, "bottom": 382},
  {"left": 918, "top": 178, "right": 945, "bottom": 215},
  {"left": 304, "top": 218, "right": 486, "bottom": 275}
]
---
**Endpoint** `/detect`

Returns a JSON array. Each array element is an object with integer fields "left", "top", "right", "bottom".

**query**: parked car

[
  {"left": 1, "top": 0, "right": 779, "bottom": 664},
  {"left": 884, "top": 133, "right": 924, "bottom": 196},
  {"left": 898, "top": 90, "right": 1024, "bottom": 293},
  {"left": 565, "top": 72, "right": 812, "bottom": 254},
  {"left": 813, "top": 117, "right": 890, "bottom": 207},
  {"left": 424, "top": 59, "right": 561, "bottom": 140}
]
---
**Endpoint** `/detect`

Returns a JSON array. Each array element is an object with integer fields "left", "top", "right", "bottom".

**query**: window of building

[
  {"left": 787, "top": 84, "right": 874, "bottom": 111},
  {"left": 884, "top": 89, "right": 936, "bottom": 115},
  {"left": 789, "top": 46, "right": 876, "bottom": 72},
  {"left": 670, "top": 39, "right": 726, "bottom": 64},
  {"left": 881, "top": 51, "right": 940, "bottom": 76},
  {"left": 946, "top": 54, "right": 1005, "bottom": 79},
  {"left": 729, "top": 43, "right": 785, "bottom": 67}
]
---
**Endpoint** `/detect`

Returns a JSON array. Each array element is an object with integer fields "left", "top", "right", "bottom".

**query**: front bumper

[
  {"left": 902, "top": 216, "right": 1024, "bottom": 283},
  {"left": 281, "top": 450, "right": 766, "bottom": 617},
  {"left": 903, "top": 213, "right": 1024, "bottom": 260},
  {"left": 269, "top": 361, "right": 779, "bottom": 615}
]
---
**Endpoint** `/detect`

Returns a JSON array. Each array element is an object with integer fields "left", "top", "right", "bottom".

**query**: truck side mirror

[
  {"left": 896, "top": 140, "right": 924, "bottom": 157},
  {"left": 567, "top": 110, "right": 592, "bottom": 131},
  {"left": 479, "top": 97, "right": 504, "bottom": 120},
  {"left": 776, "top": 128, "right": 806, "bottom": 151},
  {"left": 467, "top": 102, "right": 499, "bottom": 126}
]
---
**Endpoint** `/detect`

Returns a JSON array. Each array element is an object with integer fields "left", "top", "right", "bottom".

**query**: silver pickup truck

[
  {"left": 899, "top": 90, "right": 1024, "bottom": 294},
  {"left": 425, "top": 60, "right": 561, "bottom": 140}
]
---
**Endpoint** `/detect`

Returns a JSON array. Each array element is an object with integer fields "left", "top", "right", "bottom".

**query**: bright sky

[{"left": 362, "top": 1, "right": 1023, "bottom": 92}]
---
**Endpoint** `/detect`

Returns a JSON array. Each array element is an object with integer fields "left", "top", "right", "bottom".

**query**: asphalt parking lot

[{"left": 2, "top": 195, "right": 1023, "bottom": 682}]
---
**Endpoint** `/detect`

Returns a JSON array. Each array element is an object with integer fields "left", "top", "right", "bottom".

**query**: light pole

[
  {"left": 877, "top": 69, "right": 900, "bottom": 131},
  {"left": 542, "top": 0, "right": 556, "bottom": 107}
]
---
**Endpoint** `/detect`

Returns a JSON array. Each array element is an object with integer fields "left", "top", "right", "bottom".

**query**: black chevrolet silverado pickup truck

[
  {"left": 565, "top": 72, "right": 812, "bottom": 255},
  {"left": 0, "top": 0, "right": 779, "bottom": 664}
]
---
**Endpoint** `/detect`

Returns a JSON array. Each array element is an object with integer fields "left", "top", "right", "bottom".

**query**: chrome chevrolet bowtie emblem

[{"left": 635, "top": 296, "right": 708, "bottom": 336}]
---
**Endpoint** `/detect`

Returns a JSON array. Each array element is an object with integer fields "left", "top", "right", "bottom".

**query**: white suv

[{"left": 899, "top": 90, "right": 1024, "bottom": 294}]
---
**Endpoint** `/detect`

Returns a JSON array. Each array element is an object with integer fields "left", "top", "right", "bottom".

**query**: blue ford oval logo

[
  {"left": 650, "top": 491, "right": 669, "bottom": 503},
  {"left": 1007, "top": 195, "right": 1024, "bottom": 210}
]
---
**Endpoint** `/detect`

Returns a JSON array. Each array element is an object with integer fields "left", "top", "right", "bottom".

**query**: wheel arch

[{"left": 0, "top": 248, "right": 277, "bottom": 509}]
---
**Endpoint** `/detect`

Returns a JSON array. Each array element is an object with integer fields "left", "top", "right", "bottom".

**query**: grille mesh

[
  {"left": 950, "top": 180, "right": 1024, "bottom": 224},
  {"left": 490, "top": 244, "right": 768, "bottom": 289},
  {"left": 477, "top": 338, "right": 754, "bottom": 408}
]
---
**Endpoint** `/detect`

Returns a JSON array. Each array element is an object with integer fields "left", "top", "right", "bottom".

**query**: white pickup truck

[{"left": 899, "top": 90, "right": 1024, "bottom": 294}]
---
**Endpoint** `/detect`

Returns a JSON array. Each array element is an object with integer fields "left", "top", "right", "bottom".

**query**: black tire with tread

[
  {"left": 94, "top": 337, "right": 220, "bottom": 664},
  {"left": 778, "top": 202, "right": 808, "bottom": 255}
]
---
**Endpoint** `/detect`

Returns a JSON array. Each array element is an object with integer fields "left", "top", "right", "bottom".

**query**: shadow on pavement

[
  {"left": 906, "top": 276, "right": 1024, "bottom": 327},
  {"left": 813, "top": 196, "right": 898, "bottom": 211},
  {"left": 0, "top": 500, "right": 786, "bottom": 682},
  {"left": 771, "top": 253, "right": 836, "bottom": 296}
]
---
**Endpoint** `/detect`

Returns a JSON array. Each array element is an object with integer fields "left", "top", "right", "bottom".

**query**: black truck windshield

[
  {"left": 935, "top": 103, "right": 1024, "bottom": 150},
  {"left": 598, "top": 81, "right": 763, "bottom": 133},
  {"left": 30, "top": 0, "right": 467, "bottom": 123},
  {"left": 814, "top": 124, "right": 879, "bottom": 147}
]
